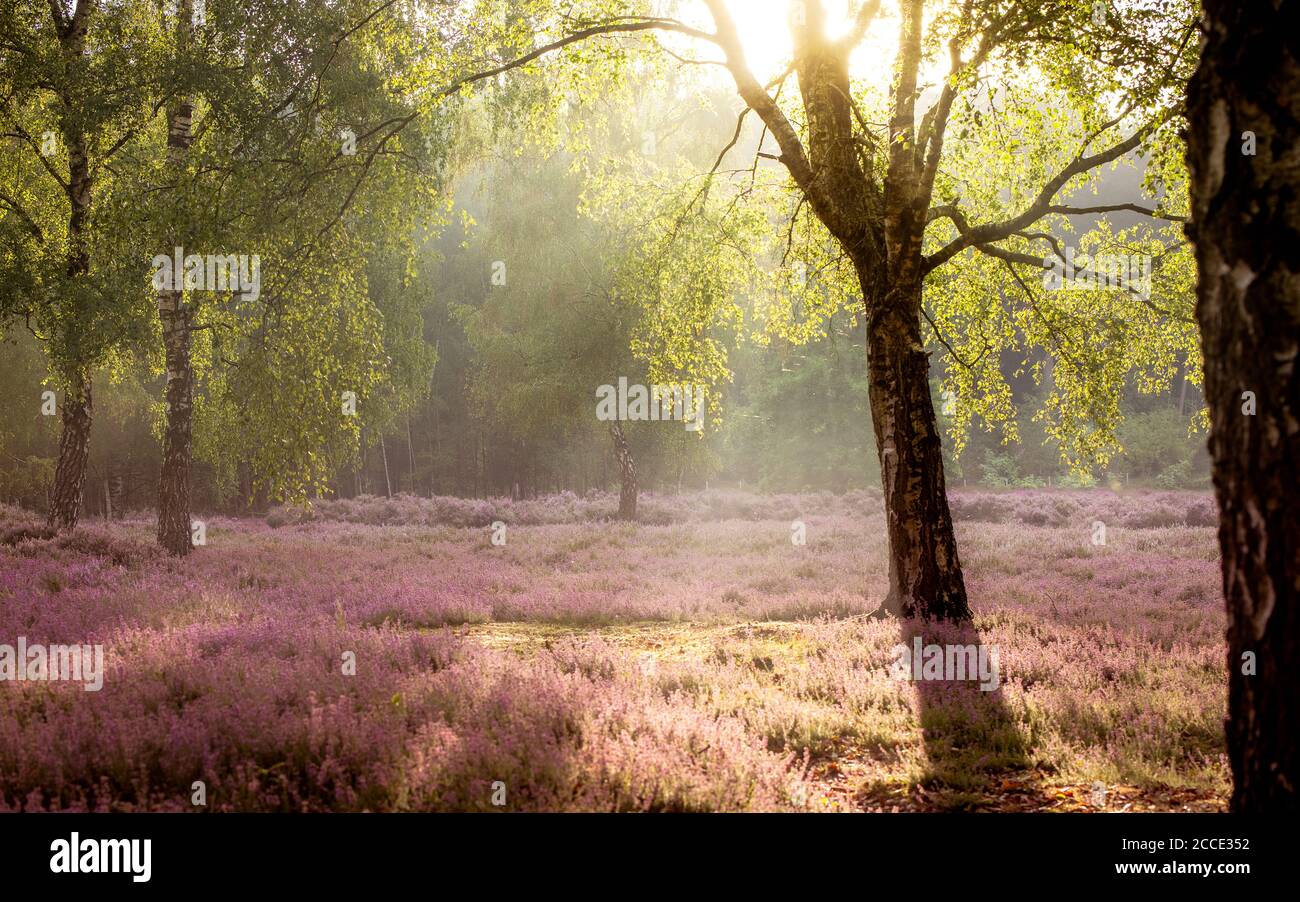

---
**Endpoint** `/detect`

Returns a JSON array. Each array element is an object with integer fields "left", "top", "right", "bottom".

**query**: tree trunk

[
  {"left": 1187, "top": 0, "right": 1299, "bottom": 813},
  {"left": 380, "top": 432, "right": 392, "bottom": 497},
  {"left": 156, "top": 8, "right": 196, "bottom": 556},
  {"left": 47, "top": 373, "right": 92, "bottom": 531},
  {"left": 429, "top": 414, "right": 438, "bottom": 496},
  {"left": 47, "top": 79, "right": 94, "bottom": 533},
  {"left": 157, "top": 285, "right": 194, "bottom": 555},
  {"left": 110, "top": 469, "right": 124, "bottom": 519},
  {"left": 406, "top": 415, "right": 416, "bottom": 493},
  {"left": 609, "top": 422, "right": 637, "bottom": 520},
  {"left": 863, "top": 274, "right": 970, "bottom": 622},
  {"left": 358, "top": 426, "right": 368, "bottom": 495}
]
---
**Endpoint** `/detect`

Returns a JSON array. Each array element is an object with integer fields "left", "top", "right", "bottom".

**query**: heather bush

[
  {"left": 0, "top": 502, "right": 48, "bottom": 545},
  {"left": 264, "top": 486, "right": 1213, "bottom": 531},
  {"left": 0, "top": 616, "right": 803, "bottom": 811},
  {"left": 0, "top": 490, "right": 1227, "bottom": 811},
  {"left": 1119, "top": 503, "right": 1185, "bottom": 529},
  {"left": 0, "top": 523, "right": 55, "bottom": 546},
  {"left": 1184, "top": 497, "right": 1219, "bottom": 528},
  {"left": 950, "top": 493, "right": 1014, "bottom": 524},
  {"left": 46, "top": 527, "right": 161, "bottom": 567}
]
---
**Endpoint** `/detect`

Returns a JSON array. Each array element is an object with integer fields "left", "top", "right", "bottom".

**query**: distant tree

[
  {"left": 0, "top": 0, "right": 159, "bottom": 530},
  {"left": 142, "top": 0, "right": 443, "bottom": 545},
  {"left": 457, "top": 150, "right": 657, "bottom": 518}
]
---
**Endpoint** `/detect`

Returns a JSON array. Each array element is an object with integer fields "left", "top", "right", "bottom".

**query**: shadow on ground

[{"left": 899, "top": 616, "right": 1031, "bottom": 809}]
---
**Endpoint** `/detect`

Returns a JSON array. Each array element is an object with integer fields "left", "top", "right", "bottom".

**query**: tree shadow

[{"left": 898, "top": 616, "right": 1031, "bottom": 809}]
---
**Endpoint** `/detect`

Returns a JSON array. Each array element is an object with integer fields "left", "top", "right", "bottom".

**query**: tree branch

[
  {"left": 836, "top": 0, "right": 883, "bottom": 52},
  {"left": 927, "top": 203, "right": 1194, "bottom": 323},
  {"left": 699, "top": 0, "right": 819, "bottom": 203},
  {"left": 922, "top": 118, "right": 1162, "bottom": 274}
]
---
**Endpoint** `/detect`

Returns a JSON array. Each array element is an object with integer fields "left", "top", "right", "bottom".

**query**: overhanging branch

[{"left": 922, "top": 117, "right": 1165, "bottom": 274}]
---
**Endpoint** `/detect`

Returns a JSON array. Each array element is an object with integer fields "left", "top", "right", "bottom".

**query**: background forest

[{"left": 0, "top": 76, "right": 1206, "bottom": 516}]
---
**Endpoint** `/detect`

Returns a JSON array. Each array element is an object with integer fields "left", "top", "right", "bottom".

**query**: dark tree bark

[
  {"left": 866, "top": 282, "right": 969, "bottom": 620},
  {"left": 47, "top": 373, "right": 92, "bottom": 531},
  {"left": 156, "top": 84, "right": 195, "bottom": 556},
  {"left": 609, "top": 421, "right": 637, "bottom": 520},
  {"left": 1187, "top": 0, "right": 1300, "bottom": 813}
]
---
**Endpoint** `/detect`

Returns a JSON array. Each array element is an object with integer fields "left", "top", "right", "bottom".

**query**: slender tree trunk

[
  {"left": 157, "top": 284, "right": 194, "bottom": 554},
  {"left": 609, "top": 422, "right": 637, "bottom": 520},
  {"left": 380, "top": 432, "right": 392, "bottom": 497},
  {"left": 863, "top": 275, "right": 970, "bottom": 621},
  {"left": 429, "top": 415, "right": 438, "bottom": 496},
  {"left": 1187, "top": 0, "right": 1299, "bottom": 812},
  {"left": 237, "top": 462, "right": 252, "bottom": 511},
  {"left": 47, "top": 373, "right": 92, "bottom": 530},
  {"left": 455, "top": 434, "right": 463, "bottom": 496},
  {"left": 358, "top": 426, "right": 367, "bottom": 495},
  {"left": 110, "top": 470, "right": 123, "bottom": 518},
  {"left": 406, "top": 415, "right": 416, "bottom": 493},
  {"left": 47, "top": 91, "right": 94, "bottom": 532},
  {"left": 156, "top": 8, "right": 195, "bottom": 556}
]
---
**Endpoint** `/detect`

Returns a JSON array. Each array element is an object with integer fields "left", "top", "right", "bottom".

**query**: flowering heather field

[{"left": 0, "top": 490, "right": 1228, "bottom": 812}]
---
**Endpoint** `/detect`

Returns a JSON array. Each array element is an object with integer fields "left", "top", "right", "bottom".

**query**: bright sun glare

[{"left": 724, "top": 0, "right": 902, "bottom": 88}]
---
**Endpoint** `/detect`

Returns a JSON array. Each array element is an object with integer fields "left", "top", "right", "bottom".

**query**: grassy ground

[{"left": 460, "top": 618, "right": 1227, "bottom": 812}]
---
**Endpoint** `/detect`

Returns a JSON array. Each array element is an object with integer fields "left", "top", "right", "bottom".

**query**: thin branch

[
  {"left": 922, "top": 117, "right": 1165, "bottom": 273},
  {"left": 4, "top": 126, "right": 71, "bottom": 193},
  {"left": 700, "top": 0, "right": 819, "bottom": 201},
  {"left": 929, "top": 203, "right": 1194, "bottom": 323},
  {"left": 436, "top": 17, "right": 718, "bottom": 98},
  {"left": 0, "top": 189, "right": 44, "bottom": 239},
  {"left": 1046, "top": 202, "right": 1185, "bottom": 222},
  {"left": 922, "top": 304, "right": 985, "bottom": 370},
  {"left": 707, "top": 106, "right": 750, "bottom": 176},
  {"left": 837, "top": 0, "right": 883, "bottom": 52}
]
